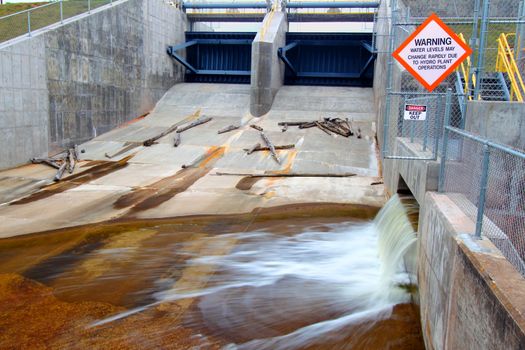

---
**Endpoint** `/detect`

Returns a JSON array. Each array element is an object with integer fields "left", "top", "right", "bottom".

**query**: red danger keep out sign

[{"left": 392, "top": 13, "right": 472, "bottom": 92}]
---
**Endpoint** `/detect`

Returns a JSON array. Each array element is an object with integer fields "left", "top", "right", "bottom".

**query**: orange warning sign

[{"left": 392, "top": 13, "right": 472, "bottom": 92}]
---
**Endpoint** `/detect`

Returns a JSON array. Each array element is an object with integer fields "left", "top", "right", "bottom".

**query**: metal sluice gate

[{"left": 167, "top": 32, "right": 375, "bottom": 86}]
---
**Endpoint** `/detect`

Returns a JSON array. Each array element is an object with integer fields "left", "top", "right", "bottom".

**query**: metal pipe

[
  {"left": 474, "top": 0, "right": 490, "bottom": 100},
  {"left": 0, "top": 1, "right": 55, "bottom": 20},
  {"left": 446, "top": 126, "right": 525, "bottom": 159},
  {"left": 286, "top": 1, "right": 380, "bottom": 8},
  {"left": 475, "top": 144, "right": 490, "bottom": 239},
  {"left": 88, "top": 0, "right": 91, "bottom": 13},
  {"left": 183, "top": 2, "right": 268, "bottom": 9},
  {"left": 60, "top": 0, "right": 63, "bottom": 24},
  {"left": 436, "top": 88, "right": 452, "bottom": 159},
  {"left": 438, "top": 127, "right": 449, "bottom": 192},
  {"left": 27, "top": 11, "right": 31, "bottom": 37},
  {"left": 382, "top": 0, "right": 397, "bottom": 158}
]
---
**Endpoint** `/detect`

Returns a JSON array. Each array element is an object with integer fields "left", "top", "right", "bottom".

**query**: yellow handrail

[
  {"left": 496, "top": 33, "right": 525, "bottom": 102},
  {"left": 457, "top": 33, "right": 474, "bottom": 100}
]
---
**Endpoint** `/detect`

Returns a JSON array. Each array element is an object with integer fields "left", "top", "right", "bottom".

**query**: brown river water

[{"left": 0, "top": 201, "right": 424, "bottom": 349}]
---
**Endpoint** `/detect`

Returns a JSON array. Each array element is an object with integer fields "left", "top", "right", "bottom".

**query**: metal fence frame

[
  {"left": 379, "top": 0, "right": 525, "bottom": 275},
  {"left": 0, "top": 0, "right": 110, "bottom": 42}
]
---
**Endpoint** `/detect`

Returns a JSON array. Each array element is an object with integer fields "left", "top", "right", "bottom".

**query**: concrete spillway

[{"left": 0, "top": 83, "right": 384, "bottom": 238}]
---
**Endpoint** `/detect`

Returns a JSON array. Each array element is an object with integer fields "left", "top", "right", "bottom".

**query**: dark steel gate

[
  {"left": 278, "top": 32, "right": 375, "bottom": 86},
  {"left": 167, "top": 32, "right": 256, "bottom": 84}
]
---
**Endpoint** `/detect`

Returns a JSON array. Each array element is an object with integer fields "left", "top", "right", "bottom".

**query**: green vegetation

[
  {"left": 0, "top": 2, "right": 49, "bottom": 17},
  {"left": 0, "top": 0, "right": 109, "bottom": 42},
  {"left": 449, "top": 22, "right": 518, "bottom": 70}
]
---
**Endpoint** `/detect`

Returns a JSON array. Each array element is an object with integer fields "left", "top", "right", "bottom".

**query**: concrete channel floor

[{"left": 0, "top": 83, "right": 385, "bottom": 238}]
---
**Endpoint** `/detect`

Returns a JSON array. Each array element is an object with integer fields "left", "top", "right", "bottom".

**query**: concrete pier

[{"left": 250, "top": 11, "right": 288, "bottom": 117}]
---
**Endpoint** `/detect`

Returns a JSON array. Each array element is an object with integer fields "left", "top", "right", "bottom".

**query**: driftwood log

[
  {"left": 243, "top": 144, "right": 295, "bottom": 153},
  {"left": 31, "top": 158, "right": 60, "bottom": 169},
  {"left": 250, "top": 124, "right": 264, "bottom": 132},
  {"left": 173, "top": 133, "right": 181, "bottom": 147},
  {"left": 218, "top": 125, "right": 239, "bottom": 134},
  {"left": 260, "top": 132, "right": 280, "bottom": 164},
  {"left": 143, "top": 124, "right": 179, "bottom": 146},
  {"left": 246, "top": 143, "right": 262, "bottom": 155},
  {"left": 214, "top": 172, "right": 356, "bottom": 178},
  {"left": 54, "top": 161, "right": 68, "bottom": 182},
  {"left": 177, "top": 117, "right": 212, "bottom": 133}
]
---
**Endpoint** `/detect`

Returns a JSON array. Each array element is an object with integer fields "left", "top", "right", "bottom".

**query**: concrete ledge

[
  {"left": 419, "top": 192, "right": 525, "bottom": 350},
  {"left": 250, "top": 11, "right": 287, "bottom": 117},
  {"left": 383, "top": 138, "right": 439, "bottom": 204}
]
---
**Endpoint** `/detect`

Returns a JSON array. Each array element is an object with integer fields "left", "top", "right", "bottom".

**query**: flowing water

[{"left": 0, "top": 197, "right": 424, "bottom": 349}]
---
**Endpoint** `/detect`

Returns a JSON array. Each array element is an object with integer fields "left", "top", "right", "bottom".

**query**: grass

[
  {"left": 0, "top": 0, "right": 110, "bottom": 42},
  {"left": 0, "top": 2, "right": 49, "bottom": 17}
]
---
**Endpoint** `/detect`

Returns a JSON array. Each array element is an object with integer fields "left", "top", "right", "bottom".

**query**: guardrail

[
  {"left": 457, "top": 33, "right": 475, "bottom": 100},
  {"left": 439, "top": 124, "right": 525, "bottom": 275},
  {"left": 0, "top": 0, "right": 115, "bottom": 43},
  {"left": 496, "top": 33, "right": 525, "bottom": 102}
]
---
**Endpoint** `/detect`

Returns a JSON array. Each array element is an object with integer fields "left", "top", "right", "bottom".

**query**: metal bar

[
  {"left": 296, "top": 72, "right": 362, "bottom": 78},
  {"left": 27, "top": 11, "right": 31, "bottom": 37},
  {"left": 60, "top": 0, "right": 63, "bottom": 24},
  {"left": 475, "top": 144, "right": 490, "bottom": 238},
  {"left": 88, "top": 0, "right": 91, "bottom": 13},
  {"left": 194, "top": 39, "right": 254, "bottom": 45},
  {"left": 388, "top": 91, "right": 460, "bottom": 96},
  {"left": 436, "top": 89, "right": 452, "bottom": 160},
  {"left": 167, "top": 47, "right": 198, "bottom": 74},
  {"left": 446, "top": 126, "right": 525, "bottom": 159},
  {"left": 183, "top": 2, "right": 268, "bottom": 9},
  {"left": 286, "top": 1, "right": 380, "bottom": 8},
  {"left": 360, "top": 41, "right": 374, "bottom": 53},
  {"left": 277, "top": 48, "right": 298, "bottom": 76},
  {"left": 474, "top": 0, "right": 490, "bottom": 100},
  {"left": 438, "top": 127, "right": 449, "bottom": 192},
  {"left": 359, "top": 55, "right": 375, "bottom": 77},
  {"left": 382, "top": 0, "right": 397, "bottom": 158},
  {"left": 383, "top": 156, "right": 437, "bottom": 160},
  {"left": 422, "top": 98, "right": 430, "bottom": 151},
  {"left": 0, "top": 1, "right": 56, "bottom": 20},
  {"left": 196, "top": 69, "right": 251, "bottom": 75}
]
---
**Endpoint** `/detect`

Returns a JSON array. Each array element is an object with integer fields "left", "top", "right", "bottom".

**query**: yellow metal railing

[
  {"left": 457, "top": 33, "right": 475, "bottom": 100},
  {"left": 496, "top": 33, "right": 525, "bottom": 102}
]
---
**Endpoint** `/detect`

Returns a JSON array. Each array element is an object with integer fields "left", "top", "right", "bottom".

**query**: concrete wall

[
  {"left": 465, "top": 100, "right": 525, "bottom": 150},
  {"left": 419, "top": 192, "right": 525, "bottom": 350},
  {"left": 250, "top": 11, "right": 288, "bottom": 117},
  {"left": 0, "top": 0, "right": 187, "bottom": 169}
]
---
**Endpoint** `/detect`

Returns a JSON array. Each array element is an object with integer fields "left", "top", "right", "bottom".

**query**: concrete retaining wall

[
  {"left": 250, "top": 11, "right": 287, "bottom": 117},
  {"left": 0, "top": 0, "right": 187, "bottom": 169},
  {"left": 465, "top": 100, "right": 525, "bottom": 150},
  {"left": 419, "top": 192, "right": 525, "bottom": 350}
]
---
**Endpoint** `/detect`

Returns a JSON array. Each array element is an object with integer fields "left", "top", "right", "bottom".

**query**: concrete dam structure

[{"left": 0, "top": 0, "right": 524, "bottom": 349}]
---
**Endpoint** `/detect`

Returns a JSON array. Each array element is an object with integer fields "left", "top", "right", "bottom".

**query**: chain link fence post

[
  {"left": 60, "top": 0, "right": 64, "bottom": 24},
  {"left": 27, "top": 11, "right": 31, "bottom": 37},
  {"left": 475, "top": 144, "right": 491, "bottom": 238},
  {"left": 474, "top": 0, "right": 491, "bottom": 100},
  {"left": 382, "top": 0, "right": 397, "bottom": 158}
]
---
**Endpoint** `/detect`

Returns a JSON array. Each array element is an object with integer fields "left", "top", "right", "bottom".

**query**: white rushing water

[{"left": 92, "top": 195, "right": 418, "bottom": 349}]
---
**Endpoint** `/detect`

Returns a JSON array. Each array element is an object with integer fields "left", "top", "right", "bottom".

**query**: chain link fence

[
  {"left": 378, "top": 0, "right": 525, "bottom": 277},
  {"left": 381, "top": 0, "right": 525, "bottom": 158},
  {"left": 439, "top": 126, "right": 525, "bottom": 276},
  {"left": 0, "top": 0, "right": 114, "bottom": 43}
]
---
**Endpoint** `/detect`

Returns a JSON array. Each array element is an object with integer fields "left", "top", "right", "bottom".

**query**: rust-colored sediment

[
  {"left": 235, "top": 176, "right": 263, "bottom": 190},
  {"left": 11, "top": 155, "right": 134, "bottom": 205},
  {"left": 0, "top": 273, "right": 224, "bottom": 349},
  {"left": 114, "top": 147, "right": 225, "bottom": 214}
]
